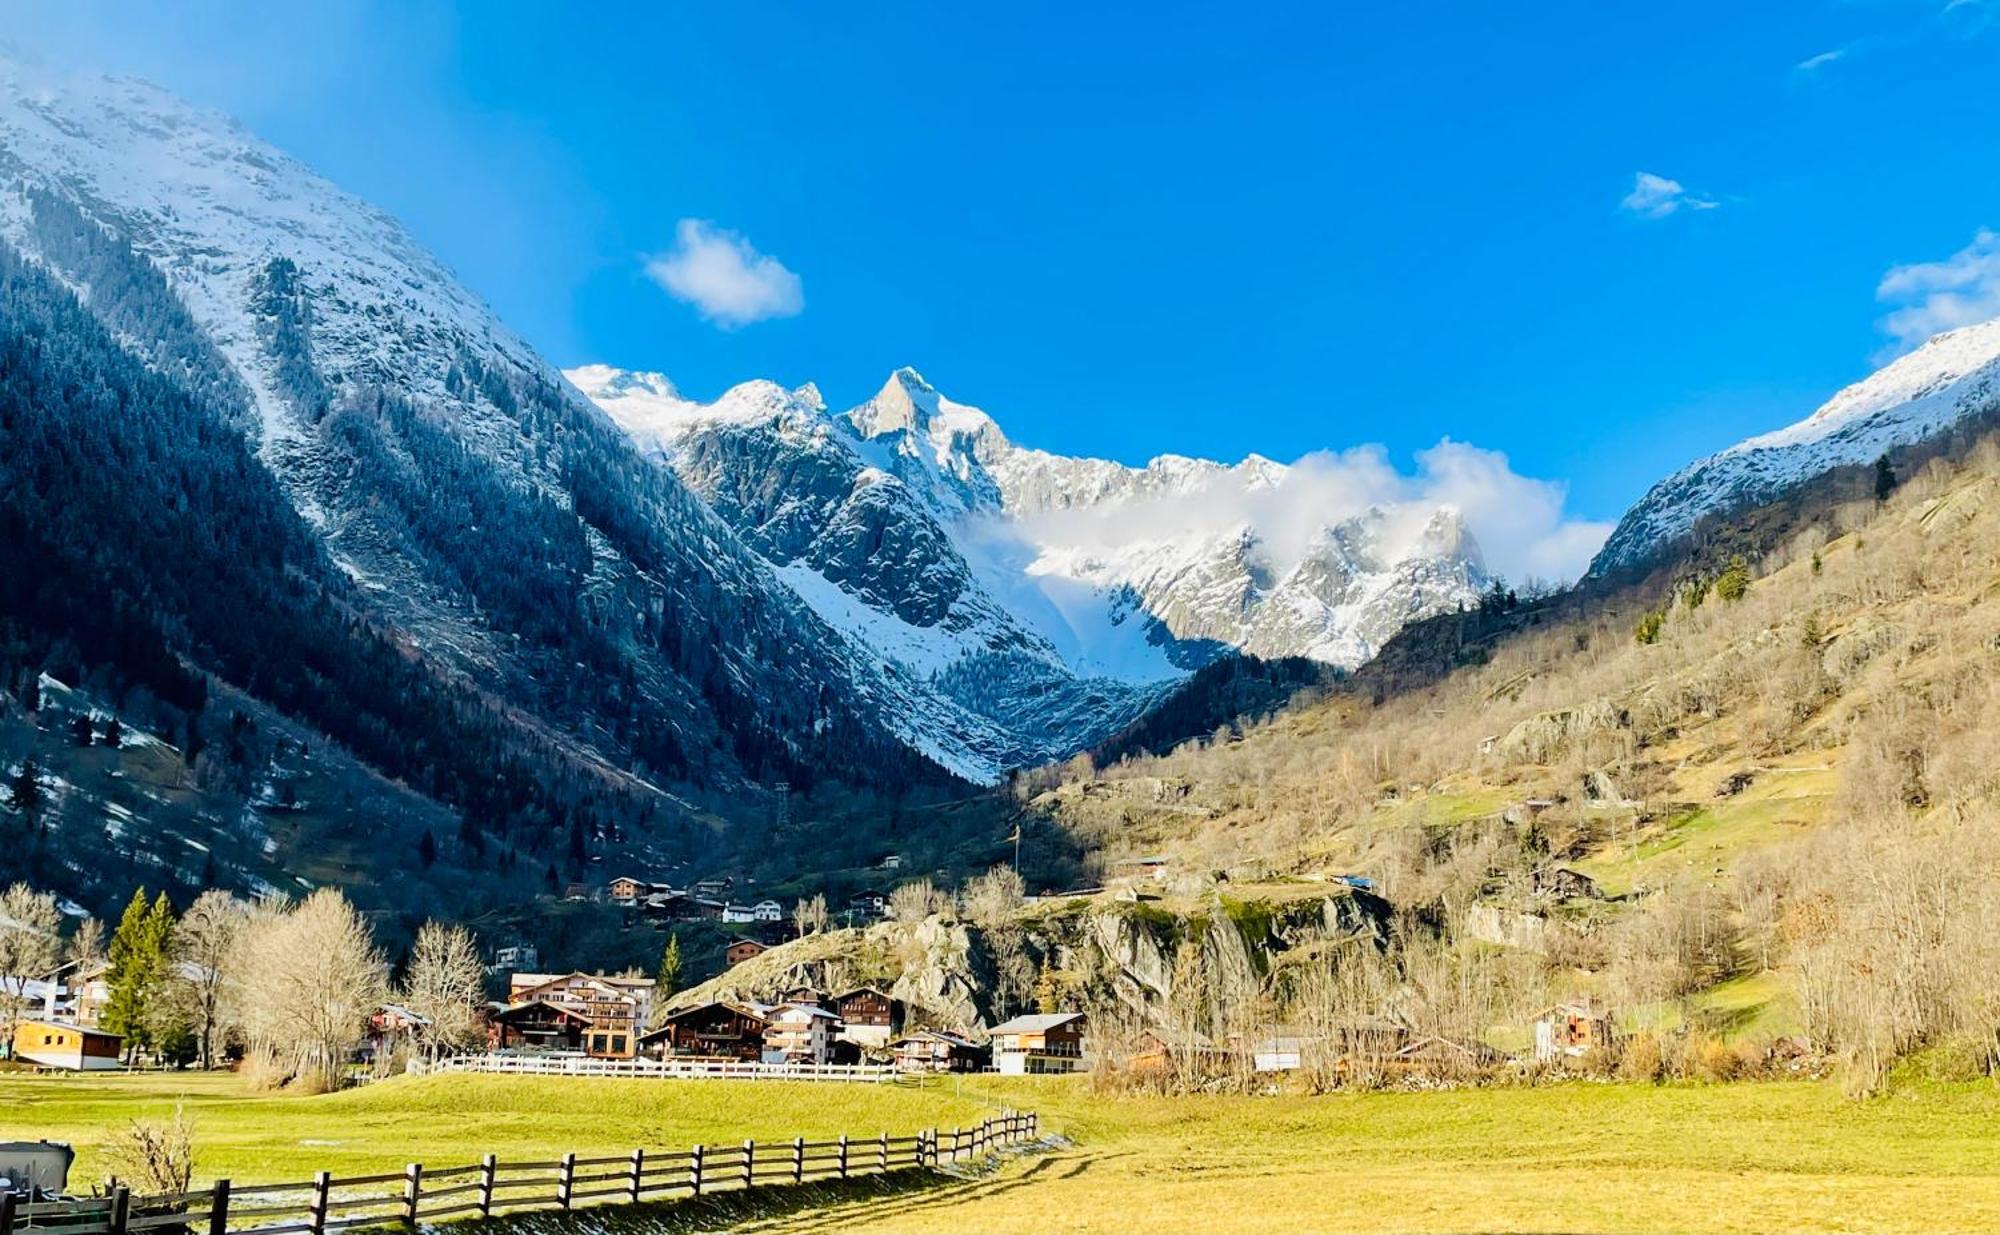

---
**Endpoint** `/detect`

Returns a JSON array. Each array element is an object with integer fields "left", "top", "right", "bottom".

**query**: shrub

[
  {"left": 1617, "top": 1031, "right": 1664, "bottom": 1083},
  {"left": 1692, "top": 1035, "right": 1741, "bottom": 1082}
]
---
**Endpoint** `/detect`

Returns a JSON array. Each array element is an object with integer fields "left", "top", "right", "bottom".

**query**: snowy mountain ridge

[
  {"left": 568, "top": 363, "right": 1494, "bottom": 694},
  {"left": 1592, "top": 317, "right": 2000, "bottom": 574}
]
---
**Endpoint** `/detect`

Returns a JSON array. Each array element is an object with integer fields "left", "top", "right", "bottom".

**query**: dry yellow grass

[{"left": 746, "top": 1077, "right": 2000, "bottom": 1235}]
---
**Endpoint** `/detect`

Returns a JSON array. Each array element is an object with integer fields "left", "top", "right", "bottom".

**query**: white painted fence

[{"left": 417, "top": 1053, "right": 900, "bottom": 1083}]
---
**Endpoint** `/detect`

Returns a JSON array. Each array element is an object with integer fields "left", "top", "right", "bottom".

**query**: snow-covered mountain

[
  {"left": 1593, "top": 318, "right": 2000, "bottom": 575},
  {"left": 569, "top": 364, "right": 1493, "bottom": 719},
  {"left": 0, "top": 55, "right": 1068, "bottom": 792}
]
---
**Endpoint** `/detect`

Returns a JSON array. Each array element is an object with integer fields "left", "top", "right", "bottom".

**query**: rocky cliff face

[{"left": 670, "top": 891, "right": 1389, "bottom": 1036}]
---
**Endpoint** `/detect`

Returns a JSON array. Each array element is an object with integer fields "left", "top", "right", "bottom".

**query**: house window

[
  {"left": 612, "top": 1035, "right": 627, "bottom": 1054},
  {"left": 591, "top": 1033, "right": 608, "bottom": 1053}
]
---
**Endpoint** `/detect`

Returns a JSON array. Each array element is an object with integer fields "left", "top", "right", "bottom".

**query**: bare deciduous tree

[
  {"left": 0, "top": 883, "right": 62, "bottom": 1047},
  {"left": 230, "top": 889, "right": 386, "bottom": 1091},
  {"left": 400, "top": 920, "right": 486, "bottom": 1062},
  {"left": 962, "top": 866, "right": 1025, "bottom": 927},
  {"left": 173, "top": 891, "right": 245, "bottom": 1069},
  {"left": 792, "top": 894, "right": 828, "bottom": 937}
]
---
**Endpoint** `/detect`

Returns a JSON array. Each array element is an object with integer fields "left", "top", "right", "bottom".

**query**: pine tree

[
  {"left": 101, "top": 717, "right": 122, "bottom": 748},
  {"left": 104, "top": 888, "right": 159, "bottom": 1061},
  {"left": 20, "top": 675, "right": 39, "bottom": 714},
  {"left": 418, "top": 829, "right": 437, "bottom": 868},
  {"left": 657, "top": 934, "right": 683, "bottom": 1001},
  {"left": 1875, "top": 454, "right": 1895, "bottom": 502},
  {"left": 71, "top": 714, "right": 94, "bottom": 746},
  {"left": 9, "top": 760, "right": 41, "bottom": 814}
]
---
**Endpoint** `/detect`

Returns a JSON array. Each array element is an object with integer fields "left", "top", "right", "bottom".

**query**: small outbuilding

[
  {"left": 1535, "top": 999, "right": 1617, "bottom": 1062},
  {"left": 889, "top": 1030, "right": 989, "bottom": 1073},
  {"left": 10, "top": 1020, "right": 124, "bottom": 1071}
]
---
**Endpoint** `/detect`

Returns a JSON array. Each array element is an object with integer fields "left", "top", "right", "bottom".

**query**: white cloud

[
  {"left": 1794, "top": 48, "right": 1845, "bottom": 72},
  {"left": 1007, "top": 439, "right": 1611, "bottom": 587},
  {"left": 645, "top": 219, "right": 803, "bottom": 328},
  {"left": 1875, "top": 228, "right": 2000, "bottom": 354},
  {"left": 1619, "top": 171, "right": 1718, "bottom": 220}
]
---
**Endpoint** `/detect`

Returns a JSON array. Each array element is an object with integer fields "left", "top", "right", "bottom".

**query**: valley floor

[{"left": 8, "top": 1073, "right": 2000, "bottom": 1233}]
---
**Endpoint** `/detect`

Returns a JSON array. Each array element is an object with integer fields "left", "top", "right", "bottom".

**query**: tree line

[{"left": 0, "top": 881, "right": 487, "bottom": 1089}]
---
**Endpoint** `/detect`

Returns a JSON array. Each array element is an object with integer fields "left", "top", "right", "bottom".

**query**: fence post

[
  {"left": 207, "top": 1179, "right": 231, "bottom": 1235},
  {"left": 478, "top": 1155, "right": 496, "bottom": 1219},
  {"left": 402, "top": 1163, "right": 422, "bottom": 1226},
  {"left": 837, "top": 1134, "right": 848, "bottom": 1180},
  {"left": 1029, "top": 1112, "right": 1038, "bottom": 1139},
  {"left": 1, "top": 1191, "right": 18, "bottom": 1235},
  {"left": 877, "top": 1133, "right": 887, "bottom": 1174},
  {"left": 628, "top": 1148, "right": 644, "bottom": 1203},
  {"left": 558, "top": 1152, "right": 576, "bottom": 1211},
  {"left": 741, "top": 1140, "right": 753, "bottom": 1191},
  {"left": 792, "top": 1136, "right": 803, "bottom": 1184},
  {"left": 110, "top": 1187, "right": 131, "bottom": 1235},
  {"left": 309, "top": 1172, "right": 330, "bottom": 1235},
  {"left": 690, "top": 1145, "right": 704, "bottom": 1198}
]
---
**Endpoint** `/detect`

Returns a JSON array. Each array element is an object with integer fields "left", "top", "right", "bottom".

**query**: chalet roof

[
  {"left": 490, "top": 1000, "right": 593, "bottom": 1027},
  {"left": 658, "top": 999, "right": 774, "bottom": 1027},
  {"left": 892, "top": 1030, "right": 983, "bottom": 1050},
  {"left": 1393, "top": 1034, "right": 1508, "bottom": 1063},
  {"left": 989, "top": 1012, "right": 1085, "bottom": 1034},
  {"left": 17, "top": 1018, "right": 121, "bottom": 1042},
  {"left": 1541, "top": 998, "right": 1613, "bottom": 1019},
  {"left": 832, "top": 986, "right": 893, "bottom": 1002},
  {"left": 771, "top": 1003, "right": 841, "bottom": 1021}
]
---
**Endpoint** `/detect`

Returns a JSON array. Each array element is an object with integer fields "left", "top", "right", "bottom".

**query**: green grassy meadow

[{"left": 7, "top": 1072, "right": 2000, "bottom": 1233}]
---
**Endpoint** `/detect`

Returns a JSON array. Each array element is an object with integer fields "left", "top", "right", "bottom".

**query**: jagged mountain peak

[{"left": 576, "top": 361, "right": 1492, "bottom": 677}]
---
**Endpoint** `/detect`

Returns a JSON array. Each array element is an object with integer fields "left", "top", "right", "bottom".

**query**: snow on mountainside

[
  {"left": 568, "top": 364, "right": 1493, "bottom": 714},
  {"left": 1593, "top": 317, "right": 2000, "bottom": 575},
  {"left": 0, "top": 57, "right": 1052, "bottom": 788}
]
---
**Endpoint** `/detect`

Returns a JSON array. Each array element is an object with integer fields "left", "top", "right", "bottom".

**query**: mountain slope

[
  {"left": 0, "top": 56, "right": 1020, "bottom": 865},
  {"left": 1592, "top": 317, "right": 2000, "bottom": 575}
]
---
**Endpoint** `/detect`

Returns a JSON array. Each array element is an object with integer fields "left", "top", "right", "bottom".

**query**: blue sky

[{"left": 13, "top": 0, "right": 2000, "bottom": 528}]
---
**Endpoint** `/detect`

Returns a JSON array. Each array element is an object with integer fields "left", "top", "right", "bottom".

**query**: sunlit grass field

[
  {"left": 0, "top": 1071, "right": 999, "bottom": 1182},
  {"left": 8, "top": 1071, "right": 2000, "bottom": 1233}
]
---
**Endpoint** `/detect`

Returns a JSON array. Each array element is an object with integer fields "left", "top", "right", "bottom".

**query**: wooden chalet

[
  {"left": 990, "top": 1011, "right": 1087, "bottom": 1075},
  {"left": 643, "top": 1001, "right": 772, "bottom": 1060},
  {"left": 889, "top": 1029, "right": 988, "bottom": 1073},
  {"left": 489, "top": 1000, "right": 594, "bottom": 1054},
  {"left": 724, "top": 939, "right": 768, "bottom": 967},
  {"left": 762, "top": 1004, "right": 841, "bottom": 1064},
  {"left": 505, "top": 972, "right": 656, "bottom": 1059},
  {"left": 830, "top": 987, "right": 902, "bottom": 1047}
]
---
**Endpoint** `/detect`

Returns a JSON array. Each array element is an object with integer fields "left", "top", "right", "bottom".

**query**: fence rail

[
  {"left": 2, "top": 1112, "right": 1039, "bottom": 1235},
  {"left": 414, "top": 1055, "right": 900, "bottom": 1083}
]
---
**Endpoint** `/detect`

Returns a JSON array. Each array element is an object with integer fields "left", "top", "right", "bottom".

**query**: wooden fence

[
  {"left": 1, "top": 1111, "right": 1039, "bottom": 1235},
  {"left": 416, "top": 1055, "right": 898, "bottom": 1083}
]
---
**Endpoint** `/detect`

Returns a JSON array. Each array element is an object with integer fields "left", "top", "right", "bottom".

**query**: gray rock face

[{"left": 670, "top": 893, "right": 1390, "bottom": 1036}]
